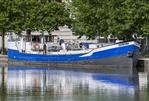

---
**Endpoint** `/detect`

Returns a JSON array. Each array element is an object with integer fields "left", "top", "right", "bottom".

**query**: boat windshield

[
  {"left": 45, "top": 35, "right": 54, "bottom": 42},
  {"left": 32, "top": 35, "right": 41, "bottom": 43}
]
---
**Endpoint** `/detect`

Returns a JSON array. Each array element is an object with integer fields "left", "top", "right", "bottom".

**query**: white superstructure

[{"left": 1, "top": 26, "right": 98, "bottom": 50}]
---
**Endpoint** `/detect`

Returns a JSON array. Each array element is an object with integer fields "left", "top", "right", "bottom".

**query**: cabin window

[
  {"left": 45, "top": 36, "right": 54, "bottom": 42},
  {"left": 24, "top": 36, "right": 31, "bottom": 42},
  {"left": 32, "top": 36, "right": 41, "bottom": 43}
]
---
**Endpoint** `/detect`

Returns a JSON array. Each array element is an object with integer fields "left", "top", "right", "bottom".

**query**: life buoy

[{"left": 33, "top": 43, "right": 40, "bottom": 50}]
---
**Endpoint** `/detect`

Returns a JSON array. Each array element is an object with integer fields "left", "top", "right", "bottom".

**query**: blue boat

[{"left": 7, "top": 31, "right": 140, "bottom": 68}]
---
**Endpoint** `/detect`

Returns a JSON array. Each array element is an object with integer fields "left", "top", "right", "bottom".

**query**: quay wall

[
  {"left": 1, "top": 55, "right": 149, "bottom": 73},
  {"left": 0, "top": 55, "right": 8, "bottom": 67},
  {"left": 137, "top": 58, "right": 149, "bottom": 73}
]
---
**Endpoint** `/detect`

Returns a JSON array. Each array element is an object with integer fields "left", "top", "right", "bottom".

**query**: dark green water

[{"left": 0, "top": 65, "right": 149, "bottom": 101}]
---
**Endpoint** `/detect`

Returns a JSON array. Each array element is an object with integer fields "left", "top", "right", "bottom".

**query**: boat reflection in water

[{"left": 0, "top": 65, "right": 140, "bottom": 101}]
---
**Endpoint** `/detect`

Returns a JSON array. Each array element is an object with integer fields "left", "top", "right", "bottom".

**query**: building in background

[{"left": 0, "top": 26, "right": 98, "bottom": 50}]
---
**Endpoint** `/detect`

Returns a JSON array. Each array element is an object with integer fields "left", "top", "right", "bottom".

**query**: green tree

[
  {"left": 70, "top": 0, "right": 149, "bottom": 40},
  {"left": 107, "top": 0, "right": 144, "bottom": 40},
  {"left": 33, "top": 1, "right": 71, "bottom": 32},
  {"left": 9, "top": 0, "right": 71, "bottom": 32},
  {"left": 0, "top": 0, "right": 71, "bottom": 54},
  {"left": 0, "top": 0, "right": 10, "bottom": 54},
  {"left": 70, "top": 0, "right": 110, "bottom": 39}
]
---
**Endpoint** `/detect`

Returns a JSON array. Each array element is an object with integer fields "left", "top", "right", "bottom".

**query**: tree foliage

[
  {"left": 10, "top": 0, "right": 71, "bottom": 32},
  {"left": 0, "top": 0, "right": 71, "bottom": 54},
  {"left": 70, "top": 0, "right": 149, "bottom": 39},
  {"left": 0, "top": 0, "right": 71, "bottom": 32}
]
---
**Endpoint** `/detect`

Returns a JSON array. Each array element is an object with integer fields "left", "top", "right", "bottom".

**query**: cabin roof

[{"left": 21, "top": 31, "right": 50, "bottom": 36}]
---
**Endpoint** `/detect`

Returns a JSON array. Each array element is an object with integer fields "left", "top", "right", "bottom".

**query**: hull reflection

[{"left": 6, "top": 65, "right": 138, "bottom": 97}]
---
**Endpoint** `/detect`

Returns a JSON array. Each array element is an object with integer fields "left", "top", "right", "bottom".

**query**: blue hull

[
  {"left": 8, "top": 44, "right": 139, "bottom": 62},
  {"left": 8, "top": 42, "right": 140, "bottom": 69}
]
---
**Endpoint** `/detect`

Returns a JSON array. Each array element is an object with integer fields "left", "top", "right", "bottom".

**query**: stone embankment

[
  {"left": 138, "top": 58, "right": 149, "bottom": 73},
  {"left": 0, "top": 55, "right": 8, "bottom": 66},
  {"left": 0, "top": 54, "right": 149, "bottom": 72}
]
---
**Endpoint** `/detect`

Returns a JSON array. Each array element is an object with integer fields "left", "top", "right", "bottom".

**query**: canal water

[{"left": 0, "top": 65, "right": 149, "bottom": 101}]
